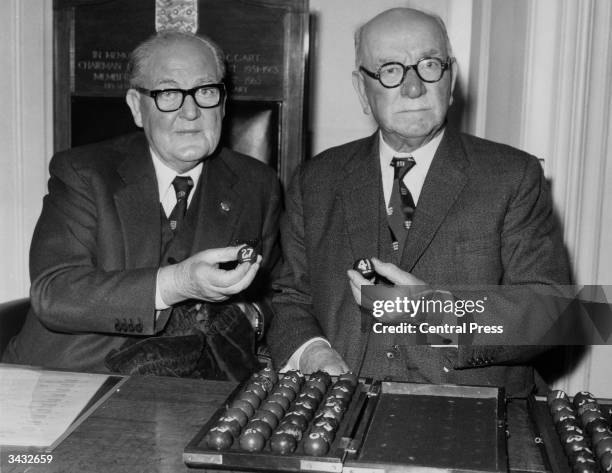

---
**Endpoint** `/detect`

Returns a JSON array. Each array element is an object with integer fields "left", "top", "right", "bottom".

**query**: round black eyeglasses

[
  {"left": 135, "top": 83, "right": 225, "bottom": 112},
  {"left": 360, "top": 57, "right": 452, "bottom": 88}
]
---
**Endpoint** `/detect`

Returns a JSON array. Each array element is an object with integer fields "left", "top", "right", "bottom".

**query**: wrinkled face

[
  {"left": 126, "top": 39, "right": 225, "bottom": 173},
  {"left": 353, "top": 10, "right": 456, "bottom": 152}
]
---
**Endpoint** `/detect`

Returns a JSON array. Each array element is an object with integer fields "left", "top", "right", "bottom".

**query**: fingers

[
  {"left": 347, "top": 269, "right": 372, "bottom": 306},
  {"left": 299, "top": 342, "right": 350, "bottom": 375},
  {"left": 214, "top": 259, "right": 261, "bottom": 294},
  {"left": 199, "top": 245, "right": 256, "bottom": 264},
  {"left": 317, "top": 359, "right": 350, "bottom": 376},
  {"left": 184, "top": 248, "right": 263, "bottom": 301},
  {"left": 371, "top": 257, "right": 424, "bottom": 285}
]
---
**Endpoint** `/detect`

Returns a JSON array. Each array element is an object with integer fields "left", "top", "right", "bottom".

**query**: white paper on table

[{"left": 0, "top": 364, "right": 109, "bottom": 448}]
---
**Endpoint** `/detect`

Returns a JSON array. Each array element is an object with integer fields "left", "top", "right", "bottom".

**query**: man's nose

[
  {"left": 400, "top": 68, "right": 426, "bottom": 99},
  {"left": 179, "top": 94, "right": 200, "bottom": 120}
]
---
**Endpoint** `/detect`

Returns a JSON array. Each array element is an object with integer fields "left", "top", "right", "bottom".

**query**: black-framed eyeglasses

[
  {"left": 360, "top": 57, "right": 452, "bottom": 88},
  {"left": 134, "top": 83, "right": 226, "bottom": 112}
]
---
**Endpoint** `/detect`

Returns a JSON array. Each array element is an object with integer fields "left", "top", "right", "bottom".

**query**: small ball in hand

[
  {"left": 237, "top": 245, "right": 257, "bottom": 263},
  {"left": 353, "top": 258, "right": 375, "bottom": 279}
]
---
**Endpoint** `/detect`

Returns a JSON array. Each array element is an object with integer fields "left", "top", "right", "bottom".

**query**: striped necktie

[{"left": 387, "top": 157, "right": 416, "bottom": 252}]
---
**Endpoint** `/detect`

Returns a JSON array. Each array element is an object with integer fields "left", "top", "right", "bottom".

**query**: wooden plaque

[{"left": 54, "top": 0, "right": 309, "bottom": 188}]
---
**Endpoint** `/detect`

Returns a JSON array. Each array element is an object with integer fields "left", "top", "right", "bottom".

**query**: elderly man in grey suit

[
  {"left": 268, "top": 7, "right": 570, "bottom": 397},
  {"left": 4, "top": 31, "right": 280, "bottom": 378}
]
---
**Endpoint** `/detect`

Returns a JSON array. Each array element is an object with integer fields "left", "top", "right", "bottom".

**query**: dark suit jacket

[
  {"left": 269, "top": 129, "right": 570, "bottom": 397},
  {"left": 3, "top": 132, "right": 281, "bottom": 372}
]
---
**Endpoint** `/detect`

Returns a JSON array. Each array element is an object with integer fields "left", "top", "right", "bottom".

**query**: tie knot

[
  {"left": 172, "top": 176, "right": 194, "bottom": 200},
  {"left": 391, "top": 156, "right": 416, "bottom": 179}
]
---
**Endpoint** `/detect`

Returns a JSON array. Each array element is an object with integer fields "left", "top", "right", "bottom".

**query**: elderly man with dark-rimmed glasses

[
  {"left": 268, "top": 7, "right": 570, "bottom": 398},
  {"left": 4, "top": 31, "right": 281, "bottom": 380}
]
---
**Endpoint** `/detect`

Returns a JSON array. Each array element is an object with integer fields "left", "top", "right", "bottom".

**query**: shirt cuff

[
  {"left": 155, "top": 268, "right": 170, "bottom": 311},
  {"left": 280, "top": 337, "right": 330, "bottom": 372}
]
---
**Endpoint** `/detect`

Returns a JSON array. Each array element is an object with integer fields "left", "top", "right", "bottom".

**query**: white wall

[
  {"left": 308, "top": 0, "right": 474, "bottom": 154},
  {"left": 0, "top": 0, "right": 53, "bottom": 301}
]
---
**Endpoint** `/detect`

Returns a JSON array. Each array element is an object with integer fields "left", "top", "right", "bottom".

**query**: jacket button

[{"left": 386, "top": 351, "right": 395, "bottom": 359}]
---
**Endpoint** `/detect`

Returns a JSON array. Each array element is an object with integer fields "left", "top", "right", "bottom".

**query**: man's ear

[
  {"left": 125, "top": 89, "right": 144, "bottom": 128},
  {"left": 220, "top": 94, "right": 227, "bottom": 120},
  {"left": 352, "top": 70, "right": 372, "bottom": 115},
  {"left": 449, "top": 58, "right": 458, "bottom": 106}
]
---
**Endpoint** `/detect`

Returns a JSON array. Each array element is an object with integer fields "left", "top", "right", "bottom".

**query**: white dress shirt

[
  {"left": 151, "top": 149, "right": 203, "bottom": 310},
  {"left": 283, "top": 129, "right": 446, "bottom": 371},
  {"left": 379, "top": 129, "right": 444, "bottom": 208}
]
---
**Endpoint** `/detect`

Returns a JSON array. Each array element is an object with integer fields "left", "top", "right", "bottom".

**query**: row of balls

[
  {"left": 547, "top": 390, "right": 612, "bottom": 472},
  {"left": 205, "top": 368, "right": 359, "bottom": 456}
]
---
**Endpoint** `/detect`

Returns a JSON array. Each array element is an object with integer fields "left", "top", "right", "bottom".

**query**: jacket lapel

[
  {"left": 401, "top": 129, "right": 469, "bottom": 270},
  {"left": 339, "top": 134, "right": 382, "bottom": 263},
  {"left": 114, "top": 134, "right": 162, "bottom": 267},
  {"left": 191, "top": 148, "right": 242, "bottom": 253}
]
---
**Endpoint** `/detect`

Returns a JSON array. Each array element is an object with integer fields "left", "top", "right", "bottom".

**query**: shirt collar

[
  {"left": 149, "top": 148, "right": 203, "bottom": 201},
  {"left": 378, "top": 128, "right": 445, "bottom": 169}
]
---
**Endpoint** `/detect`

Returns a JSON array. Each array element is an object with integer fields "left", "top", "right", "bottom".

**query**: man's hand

[
  {"left": 347, "top": 257, "right": 429, "bottom": 305},
  {"left": 299, "top": 340, "right": 350, "bottom": 375},
  {"left": 158, "top": 246, "right": 261, "bottom": 305},
  {"left": 347, "top": 257, "right": 435, "bottom": 323}
]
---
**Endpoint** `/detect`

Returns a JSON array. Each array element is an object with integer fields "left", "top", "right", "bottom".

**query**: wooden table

[{"left": 0, "top": 375, "right": 548, "bottom": 473}]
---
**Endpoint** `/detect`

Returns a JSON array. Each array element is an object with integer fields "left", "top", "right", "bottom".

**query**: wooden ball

[
  {"left": 237, "top": 245, "right": 257, "bottom": 263},
  {"left": 353, "top": 258, "right": 375, "bottom": 279},
  {"left": 303, "top": 432, "right": 330, "bottom": 456}
]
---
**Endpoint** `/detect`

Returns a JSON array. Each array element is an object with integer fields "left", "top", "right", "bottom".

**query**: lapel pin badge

[{"left": 220, "top": 201, "right": 231, "bottom": 212}]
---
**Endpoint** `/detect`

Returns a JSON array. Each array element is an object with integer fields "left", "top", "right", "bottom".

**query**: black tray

[
  {"left": 527, "top": 394, "right": 612, "bottom": 473},
  {"left": 185, "top": 379, "right": 508, "bottom": 473}
]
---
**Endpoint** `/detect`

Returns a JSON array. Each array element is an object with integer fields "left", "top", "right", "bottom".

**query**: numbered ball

[
  {"left": 246, "top": 419, "right": 273, "bottom": 439},
  {"left": 310, "top": 424, "right": 336, "bottom": 444},
  {"left": 206, "top": 426, "right": 233, "bottom": 451},
  {"left": 353, "top": 258, "right": 375, "bottom": 279},
  {"left": 303, "top": 432, "right": 330, "bottom": 456},
  {"left": 239, "top": 429, "right": 266, "bottom": 452},
  {"left": 600, "top": 451, "right": 612, "bottom": 472},
  {"left": 253, "top": 409, "right": 279, "bottom": 429},
  {"left": 573, "top": 391, "right": 597, "bottom": 409},
  {"left": 276, "top": 422, "right": 303, "bottom": 441},
  {"left": 256, "top": 366, "right": 279, "bottom": 384},
  {"left": 270, "top": 432, "right": 297, "bottom": 454},
  {"left": 596, "top": 437, "right": 612, "bottom": 458},
  {"left": 337, "top": 372, "right": 359, "bottom": 388},
  {"left": 267, "top": 393, "right": 291, "bottom": 411},
  {"left": 230, "top": 399, "right": 255, "bottom": 418},
  {"left": 239, "top": 390, "right": 262, "bottom": 409},
  {"left": 224, "top": 407, "right": 248, "bottom": 428},
  {"left": 282, "top": 413, "right": 309, "bottom": 432},
  {"left": 237, "top": 245, "right": 257, "bottom": 263},
  {"left": 216, "top": 418, "right": 242, "bottom": 438},
  {"left": 273, "top": 385, "right": 297, "bottom": 402},
  {"left": 547, "top": 389, "right": 569, "bottom": 405},
  {"left": 261, "top": 400, "right": 285, "bottom": 419}
]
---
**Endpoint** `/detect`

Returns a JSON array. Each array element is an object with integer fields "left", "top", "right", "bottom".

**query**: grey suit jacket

[
  {"left": 269, "top": 129, "right": 570, "bottom": 397},
  {"left": 4, "top": 132, "right": 281, "bottom": 372}
]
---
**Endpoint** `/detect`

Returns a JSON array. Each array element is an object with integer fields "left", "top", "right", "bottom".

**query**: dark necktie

[
  {"left": 168, "top": 176, "right": 194, "bottom": 233},
  {"left": 388, "top": 157, "right": 416, "bottom": 252}
]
